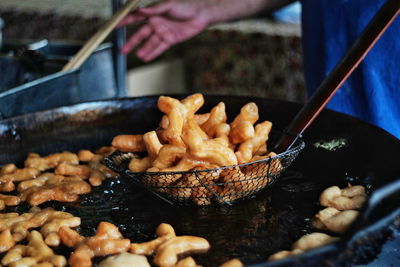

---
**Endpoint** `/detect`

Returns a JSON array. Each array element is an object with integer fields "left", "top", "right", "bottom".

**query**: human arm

[{"left": 119, "top": 0, "right": 295, "bottom": 61}]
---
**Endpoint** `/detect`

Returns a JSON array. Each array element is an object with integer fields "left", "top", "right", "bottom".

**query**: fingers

[
  {"left": 150, "top": 17, "right": 176, "bottom": 44},
  {"left": 141, "top": 42, "right": 170, "bottom": 62},
  {"left": 138, "top": 2, "right": 173, "bottom": 16},
  {"left": 122, "top": 24, "right": 152, "bottom": 54},
  {"left": 136, "top": 34, "right": 165, "bottom": 61},
  {"left": 117, "top": 13, "right": 146, "bottom": 27}
]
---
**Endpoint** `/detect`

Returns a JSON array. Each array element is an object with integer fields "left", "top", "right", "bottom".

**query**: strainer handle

[{"left": 275, "top": 0, "right": 400, "bottom": 152}]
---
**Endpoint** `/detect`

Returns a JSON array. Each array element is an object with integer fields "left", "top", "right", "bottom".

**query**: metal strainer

[{"left": 104, "top": 133, "right": 304, "bottom": 206}]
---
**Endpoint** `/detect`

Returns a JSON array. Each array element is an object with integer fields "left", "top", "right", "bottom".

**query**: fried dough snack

[
  {"left": 116, "top": 94, "right": 278, "bottom": 205},
  {"left": 143, "top": 131, "right": 163, "bottom": 159},
  {"left": 129, "top": 157, "right": 153, "bottom": 173},
  {"left": 175, "top": 257, "right": 202, "bottom": 267},
  {"left": 130, "top": 223, "right": 176, "bottom": 255},
  {"left": 24, "top": 151, "right": 79, "bottom": 171},
  {"left": 312, "top": 207, "right": 360, "bottom": 234},
  {"left": 0, "top": 194, "right": 21, "bottom": 210},
  {"left": 0, "top": 207, "right": 81, "bottom": 245},
  {"left": 0, "top": 229, "right": 15, "bottom": 253},
  {"left": 220, "top": 258, "right": 244, "bottom": 267},
  {"left": 183, "top": 129, "right": 237, "bottom": 167},
  {"left": 201, "top": 102, "right": 227, "bottom": 137},
  {"left": 319, "top": 185, "right": 367, "bottom": 210},
  {"left": 167, "top": 167, "right": 220, "bottom": 205},
  {"left": 55, "top": 163, "right": 91, "bottom": 178},
  {"left": 229, "top": 102, "right": 259, "bottom": 144},
  {"left": 112, "top": 135, "right": 146, "bottom": 153},
  {"left": 99, "top": 253, "right": 151, "bottom": 267},
  {"left": 268, "top": 233, "right": 338, "bottom": 261},
  {"left": 235, "top": 121, "right": 273, "bottom": 164},
  {"left": 0, "top": 164, "right": 17, "bottom": 175},
  {"left": 2, "top": 230, "right": 67, "bottom": 266},
  {"left": 59, "top": 222, "right": 130, "bottom": 267},
  {"left": 19, "top": 179, "right": 91, "bottom": 206},
  {"left": 130, "top": 223, "right": 209, "bottom": 267},
  {"left": 0, "top": 167, "right": 40, "bottom": 184},
  {"left": 216, "top": 165, "right": 275, "bottom": 203},
  {"left": 154, "top": 236, "right": 210, "bottom": 267},
  {"left": 86, "top": 152, "right": 118, "bottom": 187}
]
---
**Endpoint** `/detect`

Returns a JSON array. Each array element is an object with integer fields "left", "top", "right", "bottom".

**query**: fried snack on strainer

[
  {"left": 319, "top": 185, "right": 367, "bottom": 210},
  {"left": 157, "top": 96, "right": 188, "bottom": 147},
  {"left": 151, "top": 145, "right": 186, "bottom": 170},
  {"left": 217, "top": 167, "right": 272, "bottom": 203},
  {"left": 235, "top": 121, "right": 273, "bottom": 164},
  {"left": 59, "top": 222, "right": 130, "bottom": 267},
  {"left": 2, "top": 230, "right": 67, "bottom": 266},
  {"left": 129, "top": 157, "right": 152, "bottom": 172},
  {"left": 247, "top": 152, "right": 282, "bottom": 177},
  {"left": 19, "top": 179, "right": 91, "bottom": 206},
  {"left": 116, "top": 94, "right": 280, "bottom": 205},
  {"left": 143, "top": 131, "right": 163, "bottom": 159},
  {"left": 201, "top": 102, "right": 227, "bottom": 137},
  {"left": 229, "top": 102, "right": 259, "bottom": 145},
  {"left": 182, "top": 129, "right": 237, "bottom": 167},
  {"left": 24, "top": 151, "right": 79, "bottom": 171},
  {"left": 194, "top": 113, "right": 210, "bottom": 126}
]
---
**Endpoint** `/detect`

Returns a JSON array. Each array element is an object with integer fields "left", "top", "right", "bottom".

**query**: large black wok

[{"left": 0, "top": 95, "right": 399, "bottom": 267}]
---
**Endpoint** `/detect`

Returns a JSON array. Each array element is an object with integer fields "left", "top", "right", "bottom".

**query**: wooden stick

[{"left": 62, "top": 0, "right": 140, "bottom": 72}]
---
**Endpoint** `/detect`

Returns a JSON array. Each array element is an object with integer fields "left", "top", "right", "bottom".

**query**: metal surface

[
  {"left": 112, "top": 0, "right": 127, "bottom": 97},
  {"left": 105, "top": 134, "right": 304, "bottom": 206},
  {"left": 0, "top": 95, "right": 399, "bottom": 266},
  {"left": 0, "top": 42, "right": 117, "bottom": 119}
]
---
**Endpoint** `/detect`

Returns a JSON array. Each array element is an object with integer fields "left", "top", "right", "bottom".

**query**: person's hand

[{"left": 118, "top": 0, "right": 211, "bottom": 62}]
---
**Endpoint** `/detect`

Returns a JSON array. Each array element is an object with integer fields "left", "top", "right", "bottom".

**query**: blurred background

[{"left": 0, "top": 0, "right": 305, "bottom": 103}]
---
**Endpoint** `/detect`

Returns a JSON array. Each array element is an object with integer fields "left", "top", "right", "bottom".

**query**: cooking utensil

[
  {"left": 275, "top": 0, "right": 400, "bottom": 152},
  {"left": 62, "top": 0, "right": 140, "bottom": 71},
  {"left": 104, "top": 132, "right": 304, "bottom": 206},
  {"left": 0, "top": 96, "right": 399, "bottom": 266}
]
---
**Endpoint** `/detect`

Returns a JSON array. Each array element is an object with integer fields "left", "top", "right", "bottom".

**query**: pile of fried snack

[
  {"left": 267, "top": 184, "right": 368, "bottom": 261},
  {"left": 0, "top": 206, "right": 210, "bottom": 267},
  {"left": 112, "top": 93, "right": 282, "bottom": 205},
  {"left": 0, "top": 147, "right": 118, "bottom": 209}
]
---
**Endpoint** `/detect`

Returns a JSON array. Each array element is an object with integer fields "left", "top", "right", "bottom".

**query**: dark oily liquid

[{"left": 5, "top": 169, "right": 324, "bottom": 267}]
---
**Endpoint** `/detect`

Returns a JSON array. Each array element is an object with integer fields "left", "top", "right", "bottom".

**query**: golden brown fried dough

[
  {"left": 112, "top": 134, "right": 146, "bottom": 152},
  {"left": 319, "top": 185, "right": 367, "bottom": 210}
]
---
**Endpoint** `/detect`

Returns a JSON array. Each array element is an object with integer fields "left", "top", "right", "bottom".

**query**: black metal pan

[{"left": 0, "top": 95, "right": 399, "bottom": 266}]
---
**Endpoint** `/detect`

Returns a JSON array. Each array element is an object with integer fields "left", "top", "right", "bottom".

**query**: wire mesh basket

[{"left": 104, "top": 133, "right": 305, "bottom": 206}]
